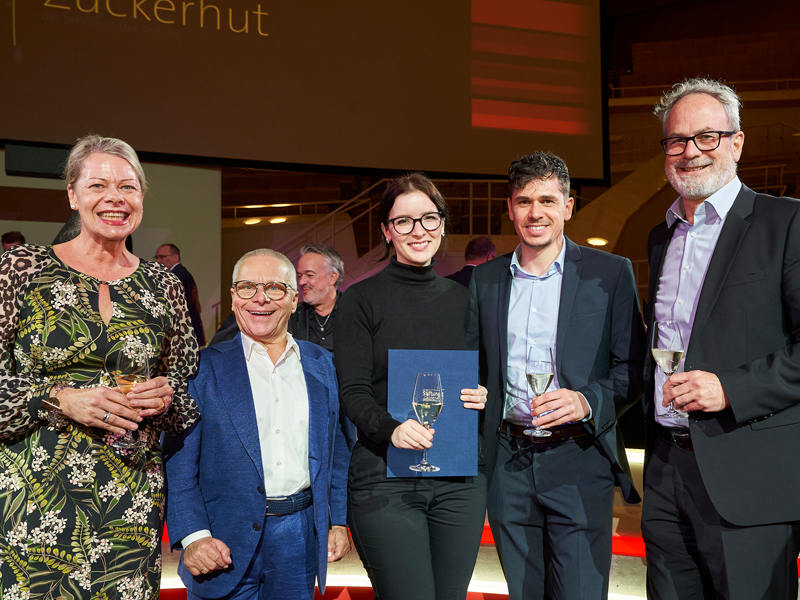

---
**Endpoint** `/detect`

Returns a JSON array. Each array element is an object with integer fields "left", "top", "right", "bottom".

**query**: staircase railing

[{"left": 273, "top": 178, "right": 506, "bottom": 261}]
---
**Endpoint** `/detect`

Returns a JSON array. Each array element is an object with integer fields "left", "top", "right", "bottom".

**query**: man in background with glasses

[
  {"left": 643, "top": 78, "right": 800, "bottom": 599},
  {"left": 164, "top": 248, "right": 353, "bottom": 600}
]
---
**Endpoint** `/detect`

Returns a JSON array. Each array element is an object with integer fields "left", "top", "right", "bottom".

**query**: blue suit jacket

[
  {"left": 163, "top": 335, "right": 351, "bottom": 597},
  {"left": 469, "top": 238, "right": 645, "bottom": 503}
]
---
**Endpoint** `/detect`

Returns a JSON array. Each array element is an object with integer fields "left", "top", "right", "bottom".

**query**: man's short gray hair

[
  {"left": 232, "top": 248, "right": 296, "bottom": 287},
  {"left": 654, "top": 78, "right": 742, "bottom": 132},
  {"left": 299, "top": 243, "right": 344, "bottom": 288}
]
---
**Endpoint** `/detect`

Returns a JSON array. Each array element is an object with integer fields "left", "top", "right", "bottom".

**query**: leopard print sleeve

[
  {"left": 0, "top": 245, "right": 54, "bottom": 439},
  {"left": 144, "top": 261, "right": 200, "bottom": 436}
]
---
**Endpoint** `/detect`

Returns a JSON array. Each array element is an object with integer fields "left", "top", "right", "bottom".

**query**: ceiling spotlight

[
  {"left": 243, "top": 218, "right": 262, "bottom": 225},
  {"left": 269, "top": 217, "right": 287, "bottom": 224},
  {"left": 586, "top": 237, "right": 608, "bottom": 247}
]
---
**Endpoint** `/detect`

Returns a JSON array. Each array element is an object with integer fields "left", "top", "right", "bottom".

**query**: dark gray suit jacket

[
  {"left": 469, "top": 238, "right": 645, "bottom": 503},
  {"left": 644, "top": 184, "right": 800, "bottom": 526}
]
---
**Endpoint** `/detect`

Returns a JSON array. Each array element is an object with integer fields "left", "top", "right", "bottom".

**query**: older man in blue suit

[{"left": 164, "top": 248, "right": 353, "bottom": 600}]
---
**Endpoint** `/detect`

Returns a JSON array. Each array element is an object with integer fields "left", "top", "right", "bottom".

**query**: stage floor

[{"left": 158, "top": 451, "right": 799, "bottom": 599}]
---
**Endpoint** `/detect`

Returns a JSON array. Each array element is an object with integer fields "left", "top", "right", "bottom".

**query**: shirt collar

[
  {"left": 240, "top": 331, "right": 299, "bottom": 363},
  {"left": 509, "top": 241, "right": 566, "bottom": 278},
  {"left": 666, "top": 176, "right": 741, "bottom": 227}
]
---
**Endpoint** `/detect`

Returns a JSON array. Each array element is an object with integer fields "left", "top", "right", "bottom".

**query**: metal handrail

[
  {"left": 608, "top": 78, "right": 800, "bottom": 99},
  {"left": 272, "top": 178, "right": 392, "bottom": 256},
  {"left": 273, "top": 178, "right": 507, "bottom": 260}
]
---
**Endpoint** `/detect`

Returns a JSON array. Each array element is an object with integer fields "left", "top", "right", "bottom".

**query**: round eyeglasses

[
  {"left": 233, "top": 281, "right": 294, "bottom": 301},
  {"left": 387, "top": 212, "right": 443, "bottom": 235},
  {"left": 660, "top": 130, "right": 737, "bottom": 156}
]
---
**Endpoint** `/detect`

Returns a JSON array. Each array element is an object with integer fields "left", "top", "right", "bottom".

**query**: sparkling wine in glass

[
  {"left": 409, "top": 372, "right": 443, "bottom": 473},
  {"left": 113, "top": 341, "right": 150, "bottom": 450},
  {"left": 652, "top": 320, "right": 687, "bottom": 420},
  {"left": 524, "top": 346, "right": 556, "bottom": 437}
]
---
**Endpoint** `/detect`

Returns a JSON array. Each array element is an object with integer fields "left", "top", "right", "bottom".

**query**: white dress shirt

[
  {"left": 181, "top": 332, "right": 310, "bottom": 548},
  {"left": 653, "top": 177, "right": 740, "bottom": 428}
]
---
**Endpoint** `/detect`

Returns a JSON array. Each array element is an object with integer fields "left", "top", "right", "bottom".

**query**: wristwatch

[{"left": 42, "top": 383, "right": 69, "bottom": 429}]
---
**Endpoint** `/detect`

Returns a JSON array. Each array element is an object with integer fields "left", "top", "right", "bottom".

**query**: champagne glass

[
  {"left": 113, "top": 341, "right": 150, "bottom": 450},
  {"left": 652, "top": 320, "right": 687, "bottom": 420},
  {"left": 409, "top": 372, "right": 443, "bottom": 473},
  {"left": 524, "top": 346, "right": 556, "bottom": 437}
]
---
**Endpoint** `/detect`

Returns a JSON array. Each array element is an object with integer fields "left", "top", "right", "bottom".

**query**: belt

[
  {"left": 501, "top": 420, "right": 591, "bottom": 444},
  {"left": 656, "top": 425, "right": 693, "bottom": 451},
  {"left": 266, "top": 488, "right": 312, "bottom": 516}
]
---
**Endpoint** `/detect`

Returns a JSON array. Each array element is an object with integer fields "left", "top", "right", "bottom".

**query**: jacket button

[
  {"left": 253, "top": 523, "right": 260, "bottom": 531},
  {"left": 257, "top": 486, "right": 264, "bottom": 494}
]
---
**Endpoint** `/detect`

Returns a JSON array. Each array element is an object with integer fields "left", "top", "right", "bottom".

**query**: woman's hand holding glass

[
  {"left": 124, "top": 376, "right": 173, "bottom": 417},
  {"left": 392, "top": 383, "right": 487, "bottom": 450},
  {"left": 56, "top": 386, "right": 142, "bottom": 434},
  {"left": 391, "top": 419, "right": 434, "bottom": 450}
]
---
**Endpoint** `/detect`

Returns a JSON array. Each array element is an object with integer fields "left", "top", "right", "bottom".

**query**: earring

[{"left": 70, "top": 205, "right": 76, "bottom": 210}]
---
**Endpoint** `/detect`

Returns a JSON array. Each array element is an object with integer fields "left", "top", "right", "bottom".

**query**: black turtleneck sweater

[{"left": 335, "top": 257, "right": 477, "bottom": 484}]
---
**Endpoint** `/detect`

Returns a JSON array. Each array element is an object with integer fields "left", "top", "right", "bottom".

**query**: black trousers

[
  {"left": 347, "top": 474, "right": 487, "bottom": 600},
  {"left": 642, "top": 434, "right": 800, "bottom": 600},
  {"left": 487, "top": 433, "right": 616, "bottom": 600}
]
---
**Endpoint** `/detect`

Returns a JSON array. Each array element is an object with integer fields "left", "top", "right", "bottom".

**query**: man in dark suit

[
  {"left": 156, "top": 243, "right": 206, "bottom": 345},
  {"left": 445, "top": 236, "right": 496, "bottom": 287},
  {"left": 163, "top": 248, "right": 352, "bottom": 600},
  {"left": 469, "top": 152, "right": 645, "bottom": 599},
  {"left": 642, "top": 78, "right": 800, "bottom": 599}
]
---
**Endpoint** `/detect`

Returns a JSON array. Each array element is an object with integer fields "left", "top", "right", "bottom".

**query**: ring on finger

[
  {"left": 201, "top": 567, "right": 208, "bottom": 573},
  {"left": 159, "top": 398, "right": 165, "bottom": 411},
  {"left": 103, "top": 411, "right": 111, "bottom": 424}
]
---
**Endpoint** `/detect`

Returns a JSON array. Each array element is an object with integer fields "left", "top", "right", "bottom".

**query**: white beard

[{"left": 666, "top": 157, "right": 737, "bottom": 202}]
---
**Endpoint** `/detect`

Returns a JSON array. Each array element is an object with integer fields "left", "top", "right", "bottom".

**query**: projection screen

[{"left": 1, "top": 0, "right": 605, "bottom": 178}]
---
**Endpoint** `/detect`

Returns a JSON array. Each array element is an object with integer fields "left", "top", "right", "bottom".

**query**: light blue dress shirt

[
  {"left": 653, "top": 176, "right": 741, "bottom": 428},
  {"left": 504, "top": 243, "right": 566, "bottom": 424}
]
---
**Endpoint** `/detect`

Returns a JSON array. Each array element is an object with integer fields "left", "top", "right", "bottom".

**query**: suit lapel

[
  {"left": 212, "top": 336, "right": 264, "bottom": 482},
  {"left": 300, "top": 347, "right": 327, "bottom": 485},
  {"left": 556, "top": 238, "right": 582, "bottom": 380},
  {"left": 496, "top": 255, "right": 513, "bottom": 379},
  {"left": 689, "top": 186, "right": 755, "bottom": 348},
  {"left": 647, "top": 223, "right": 673, "bottom": 313}
]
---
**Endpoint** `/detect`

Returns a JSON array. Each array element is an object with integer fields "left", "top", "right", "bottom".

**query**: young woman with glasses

[{"left": 334, "top": 173, "right": 488, "bottom": 600}]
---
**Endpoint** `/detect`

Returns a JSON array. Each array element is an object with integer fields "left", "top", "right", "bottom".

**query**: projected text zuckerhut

[{"left": 43, "top": 0, "right": 268, "bottom": 36}]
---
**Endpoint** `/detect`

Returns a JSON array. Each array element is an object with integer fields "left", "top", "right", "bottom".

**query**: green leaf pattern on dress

[{"left": 0, "top": 245, "right": 199, "bottom": 600}]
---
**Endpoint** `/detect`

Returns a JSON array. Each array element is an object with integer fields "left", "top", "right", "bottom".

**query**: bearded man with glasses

[
  {"left": 642, "top": 78, "right": 800, "bottom": 599},
  {"left": 163, "top": 248, "right": 354, "bottom": 600}
]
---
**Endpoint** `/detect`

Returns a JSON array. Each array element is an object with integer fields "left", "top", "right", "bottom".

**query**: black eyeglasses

[
  {"left": 387, "top": 212, "right": 443, "bottom": 235},
  {"left": 660, "top": 130, "right": 737, "bottom": 156},
  {"left": 233, "top": 280, "right": 294, "bottom": 300}
]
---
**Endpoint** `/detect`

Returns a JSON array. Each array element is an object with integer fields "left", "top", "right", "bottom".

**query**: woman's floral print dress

[{"left": 0, "top": 245, "right": 200, "bottom": 600}]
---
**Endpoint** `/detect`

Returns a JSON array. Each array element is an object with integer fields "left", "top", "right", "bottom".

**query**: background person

[
  {"left": 335, "top": 173, "right": 488, "bottom": 600},
  {"left": 155, "top": 243, "right": 207, "bottom": 346},
  {"left": 0, "top": 134, "right": 199, "bottom": 600},
  {"left": 445, "top": 235, "right": 496, "bottom": 287},
  {"left": 164, "top": 248, "right": 352, "bottom": 600},
  {"left": 291, "top": 243, "right": 344, "bottom": 354},
  {"left": 643, "top": 78, "right": 800, "bottom": 599},
  {"left": 1, "top": 230, "right": 25, "bottom": 251}
]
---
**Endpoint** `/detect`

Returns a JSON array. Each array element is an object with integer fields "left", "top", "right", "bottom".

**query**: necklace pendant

[{"left": 320, "top": 326, "right": 324, "bottom": 332}]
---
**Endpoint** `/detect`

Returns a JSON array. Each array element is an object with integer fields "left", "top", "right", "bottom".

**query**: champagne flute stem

[{"left": 421, "top": 447, "right": 429, "bottom": 466}]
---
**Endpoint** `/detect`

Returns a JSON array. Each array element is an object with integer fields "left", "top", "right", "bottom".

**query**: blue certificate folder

[{"left": 386, "top": 349, "right": 479, "bottom": 478}]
